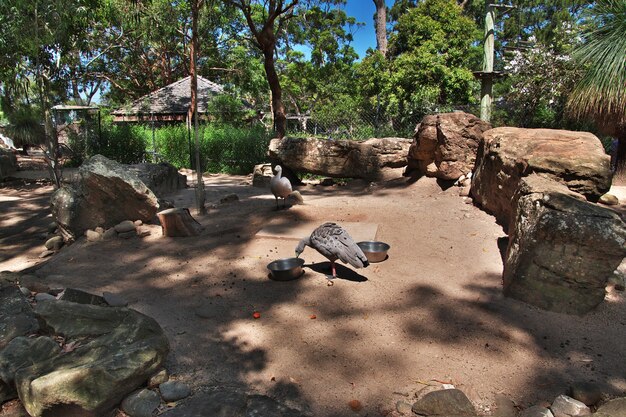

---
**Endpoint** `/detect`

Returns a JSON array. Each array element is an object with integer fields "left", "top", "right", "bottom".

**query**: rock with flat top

[
  {"left": 269, "top": 136, "right": 411, "bottom": 181},
  {"left": 472, "top": 127, "right": 611, "bottom": 227}
]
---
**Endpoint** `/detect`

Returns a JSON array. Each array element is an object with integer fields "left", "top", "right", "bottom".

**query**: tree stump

[{"left": 157, "top": 208, "right": 203, "bottom": 237}]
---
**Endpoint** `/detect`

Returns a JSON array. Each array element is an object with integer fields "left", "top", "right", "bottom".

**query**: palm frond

[{"left": 567, "top": 0, "right": 626, "bottom": 129}]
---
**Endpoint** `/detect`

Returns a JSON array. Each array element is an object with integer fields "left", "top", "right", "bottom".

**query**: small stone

[
  {"left": 38, "top": 250, "right": 55, "bottom": 258},
  {"left": 551, "top": 394, "right": 591, "bottom": 417},
  {"left": 459, "top": 185, "right": 471, "bottom": 197},
  {"left": 59, "top": 288, "right": 106, "bottom": 305},
  {"left": 44, "top": 236, "right": 64, "bottom": 251},
  {"left": 148, "top": 369, "right": 169, "bottom": 388},
  {"left": 34, "top": 293, "right": 56, "bottom": 302},
  {"left": 102, "top": 228, "right": 117, "bottom": 240},
  {"left": 121, "top": 388, "right": 161, "bottom": 417},
  {"left": 411, "top": 389, "right": 475, "bottom": 416},
  {"left": 103, "top": 291, "right": 128, "bottom": 307},
  {"left": 95, "top": 226, "right": 105, "bottom": 234},
  {"left": 138, "top": 229, "right": 151, "bottom": 238},
  {"left": 85, "top": 229, "right": 102, "bottom": 242},
  {"left": 568, "top": 382, "right": 604, "bottom": 406},
  {"left": 134, "top": 220, "right": 143, "bottom": 226},
  {"left": 396, "top": 400, "right": 413, "bottom": 415},
  {"left": 494, "top": 394, "right": 518, "bottom": 417},
  {"left": 118, "top": 230, "right": 137, "bottom": 239},
  {"left": 520, "top": 405, "right": 554, "bottom": 417},
  {"left": 598, "top": 193, "right": 619, "bottom": 205},
  {"left": 159, "top": 381, "right": 191, "bottom": 402},
  {"left": 114, "top": 220, "right": 136, "bottom": 233}
]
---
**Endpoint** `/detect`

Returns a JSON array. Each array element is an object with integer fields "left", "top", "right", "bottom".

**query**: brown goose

[
  {"left": 295, "top": 222, "right": 369, "bottom": 279},
  {"left": 270, "top": 165, "right": 303, "bottom": 209}
]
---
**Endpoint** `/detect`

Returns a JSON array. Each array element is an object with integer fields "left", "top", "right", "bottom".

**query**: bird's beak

[{"left": 295, "top": 252, "right": 300, "bottom": 258}]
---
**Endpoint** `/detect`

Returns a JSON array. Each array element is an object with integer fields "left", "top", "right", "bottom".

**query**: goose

[
  {"left": 270, "top": 165, "right": 303, "bottom": 209},
  {"left": 295, "top": 222, "right": 369, "bottom": 280}
]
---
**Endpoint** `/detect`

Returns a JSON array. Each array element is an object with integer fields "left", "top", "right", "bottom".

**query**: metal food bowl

[
  {"left": 357, "top": 241, "right": 390, "bottom": 263},
  {"left": 267, "top": 257, "right": 305, "bottom": 281}
]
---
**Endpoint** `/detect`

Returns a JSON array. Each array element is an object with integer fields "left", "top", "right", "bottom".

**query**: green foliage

[
  {"left": 199, "top": 124, "right": 271, "bottom": 174},
  {"left": 356, "top": 0, "right": 480, "bottom": 133},
  {"left": 497, "top": 29, "right": 585, "bottom": 129},
  {"left": 567, "top": 0, "right": 626, "bottom": 131},
  {"left": 68, "top": 117, "right": 270, "bottom": 174},
  {"left": 94, "top": 124, "right": 147, "bottom": 165}
]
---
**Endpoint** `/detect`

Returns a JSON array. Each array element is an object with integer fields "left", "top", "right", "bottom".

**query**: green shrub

[{"left": 93, "top": 123, "right": 146, "bottom": 164}]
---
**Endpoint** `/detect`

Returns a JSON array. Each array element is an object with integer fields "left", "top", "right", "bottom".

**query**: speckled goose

[{"left": 295, "top": 222, "right": 369, "bottom": 279}]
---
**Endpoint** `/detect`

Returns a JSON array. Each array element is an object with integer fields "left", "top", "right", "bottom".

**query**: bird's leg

[{"left": 326, "top": 261, "right": 336, "bottom": 286}]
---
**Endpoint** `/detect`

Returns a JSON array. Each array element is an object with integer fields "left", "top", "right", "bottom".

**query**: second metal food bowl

[
  {"left": 357, "top": 241, "right": 390, "bottom": 263},
  {"left": 267, "top": 257, "right": 305, "bottom": 281}
]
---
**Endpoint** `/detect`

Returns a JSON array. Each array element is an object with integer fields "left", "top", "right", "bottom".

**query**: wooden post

[
  {"left": 157, "top": 208, "right": 203, "bottom": 237},
  {"left": 480, "top": 4, "right": 495, "bottom": 122}
]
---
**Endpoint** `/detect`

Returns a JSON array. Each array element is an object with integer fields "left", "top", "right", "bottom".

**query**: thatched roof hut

[{"left": 111, "top": 76, "right": 225, "bottom": 123}]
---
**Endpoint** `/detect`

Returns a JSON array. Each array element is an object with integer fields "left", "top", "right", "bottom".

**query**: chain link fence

[{"left": 284, "top": 104, "right": 481, "bottom": 140}]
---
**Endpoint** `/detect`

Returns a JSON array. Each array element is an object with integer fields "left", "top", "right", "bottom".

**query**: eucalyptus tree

[
  {"left": 222, "top": 0, "right": 357, "bottom": 138},
  {"left": 373, "top": 0, "right": 387, "bottom": 56},
  {"left": 0, "top": 0, "right": 102, "bottom": 187},
  {"left": 359, "top": 0, "right": 480, "bottom": 131}
]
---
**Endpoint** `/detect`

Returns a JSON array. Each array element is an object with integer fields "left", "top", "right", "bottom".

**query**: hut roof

[{"left": 111, "top": 76, "right": 225, "bottom": 121}]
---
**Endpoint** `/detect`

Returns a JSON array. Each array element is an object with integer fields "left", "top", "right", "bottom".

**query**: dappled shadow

[
  {"left": 0, "top": 181, "right": 55, "bottom": 268},
  {"left": 4, "top": 172, "right": 626, "bottom": 417}
]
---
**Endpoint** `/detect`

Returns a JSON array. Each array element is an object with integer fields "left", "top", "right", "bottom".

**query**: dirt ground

[{"left": 1, "top": 158, "right": 626, "bottom": 417}]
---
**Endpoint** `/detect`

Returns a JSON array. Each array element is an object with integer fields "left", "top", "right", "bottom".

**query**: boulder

[
  {"left": 13, "top": 300, "right": 169, "bottom": 417},
  {"left": 0, "top": 148, "right": 17, "bottom": 180},
  {"left": 128, "top": 162, "right": 187, "bottom": 197},
  {"left": 594, "top": 397, "right": 626, "bottom": 417},
  {"left": 408, "top": 112, "right": 492, "bottom": 180},
  {"left": 503, "top": 175, "right": 626, "bottom": 314},
  {"left": 51, "top": 155, "right": 159, "bottom": 241},
  {"left": 268, "top": 136, "right": 412, "bottom": 181},
  {"left": 0, "top": 285, "right": 40, "bottom": 350},
  {"left": 472, "top": 128, "right": 612, "bottom": 227}
]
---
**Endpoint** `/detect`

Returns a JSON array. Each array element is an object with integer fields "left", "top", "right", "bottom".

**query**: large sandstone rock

[
  {"left": 0, "top": 148, "right": 17, "bottom": 180},
  {"left": 504, "top": 175, "right": 626, "bottom": 314},
  {"left": 51, "top": 155, "right": 159, "bottom": 240},
  {"left": 472, "top": 128, "right": 612, "bottom": 227},
  {"left": 407, "top": 112, "right": 491, "bottom": 180},
  {"left": 268, "top": 136, "right": 412, "bottom": 180},
  {"left": 128, "top": 162, "right": 187, "bottom": 197},
  {"left": 0, "top": 290, "right": 169, "bottom": 417}
]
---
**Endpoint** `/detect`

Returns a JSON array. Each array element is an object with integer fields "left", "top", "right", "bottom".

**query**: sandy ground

[{"left": 1, "top": 161, "right": 626, "bottom": 417}]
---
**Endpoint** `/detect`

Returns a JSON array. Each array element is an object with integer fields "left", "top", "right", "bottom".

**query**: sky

[{"left": 341, "top": 0, "right": 396, "bottom": 59}]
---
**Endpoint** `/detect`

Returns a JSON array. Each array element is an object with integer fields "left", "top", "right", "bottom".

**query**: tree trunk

[
  {"left": 191, "top": 0, "right": 206, "bottom": 215},
  {"left": 262, "top": 48, "right": 286, "bottom": 138},
  {"left": 373, "top": 0, "right": 387, "bottom": 57},
  {"left": 157, "top": 208, "right": 203, "bottom": 237}
]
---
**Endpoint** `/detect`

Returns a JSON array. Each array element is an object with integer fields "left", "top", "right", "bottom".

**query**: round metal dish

[
  {"left": 357, "top": 241, "right": 390, "bottom": 263},
  {"left": 267, "top": 257, "right": 305, "bottom": 281}
]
